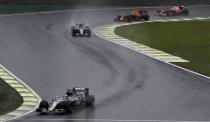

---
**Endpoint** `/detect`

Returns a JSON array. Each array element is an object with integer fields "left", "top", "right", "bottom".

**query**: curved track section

[
  {"left": 0, "top": 65, "right": 40, "bottom": 122},
  {"left": 94, "top": 22, "right": 189, "bottom": 63},
  {"left": 0, "top": 6, "right": 209, "bottom": 122}
]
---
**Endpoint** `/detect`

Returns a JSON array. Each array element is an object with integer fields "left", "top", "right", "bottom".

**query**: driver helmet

[
  {"left": 179, "top": 6, "right": 184, "bottom": 9},
  {"left": 66, "top": 89, "right": 73, "bottom": 96},
  {"left": 79, "top": 24, "right": 84, "bottom": 28}
]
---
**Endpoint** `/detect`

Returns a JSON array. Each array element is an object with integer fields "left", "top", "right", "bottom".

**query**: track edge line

[{"left": 0, "top": 64, "right": 41, "bottom": 122}]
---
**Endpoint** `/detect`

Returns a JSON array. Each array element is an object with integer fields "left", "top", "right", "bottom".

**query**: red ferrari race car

[
  {"left": 156, "top": 6, "right": 189, "bottom": 16},
  {"left": 114, "top": 9, "right": 150, "bottom": 22}
]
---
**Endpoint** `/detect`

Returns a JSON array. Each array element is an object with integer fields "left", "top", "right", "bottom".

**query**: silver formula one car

[
  {"left": 71, "top": 23, "right": 91, "bottom": 37},
  {"left": 36, "top": 87, "right": 95, "bottom": 114}
]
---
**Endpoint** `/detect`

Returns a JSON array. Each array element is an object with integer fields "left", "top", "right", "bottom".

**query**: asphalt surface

[{"left": 0, "top": 6, "right": 210, "bottom": 122}]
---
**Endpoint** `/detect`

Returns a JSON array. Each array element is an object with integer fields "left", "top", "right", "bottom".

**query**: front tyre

[
  {"left": 39, "top": 100, "right": 49, "bottom": 109},
  {"left": 144, "top": 15, "right": 150, "bottom": 21},
  {"left": 36, "top": 100, "right": 49, "bottom": 114},
  {"left": 166, "top": 11, "right": 172, "bottom": 16},
  {"left": 72, "top": 31, "right": 76, "bottom": 37}
]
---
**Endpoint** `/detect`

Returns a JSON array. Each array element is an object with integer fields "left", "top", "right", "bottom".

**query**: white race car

[
  {"left": 36, "top": 87, "right": 95, "bottom": 114},
  {"left": 71, "top": 24, "right": 91, "bottom": 37}
]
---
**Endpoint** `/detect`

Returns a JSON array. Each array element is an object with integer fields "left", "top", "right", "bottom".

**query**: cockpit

[{"left": 76, "top": 23, "right": 84, "bottom": 28}]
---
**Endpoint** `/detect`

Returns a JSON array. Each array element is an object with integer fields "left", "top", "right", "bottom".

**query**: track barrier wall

[{"left": 0, "top": 0, "right": 210, "bottom": 6}]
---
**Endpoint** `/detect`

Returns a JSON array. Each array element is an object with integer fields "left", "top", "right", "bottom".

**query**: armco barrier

[{"left": 0, "top": 0, "right": 210, "bottom": 6}]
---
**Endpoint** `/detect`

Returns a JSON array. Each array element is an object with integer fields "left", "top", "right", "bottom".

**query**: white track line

[
  {"left": 0, "top": 64, "right": 41, "bottom": 122},
  {"left": 95, "top": 25, "right": 188, "bottom": 63},
  {"left": 168, "top": 19, "right": 180, "bottom": 21},
  {"left": 16, "top": 118, "right": 210, "bottom": 122},
  {"left": 194, "top": 17, "right": 208, "bottom": 20},
  {"left": 182, "top": 18, "right": 194, "bottom": 21}
]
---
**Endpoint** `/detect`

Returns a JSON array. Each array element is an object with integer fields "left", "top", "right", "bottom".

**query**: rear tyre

[{"left": 86, "top": 95, "right": 95, "bottom": 107}]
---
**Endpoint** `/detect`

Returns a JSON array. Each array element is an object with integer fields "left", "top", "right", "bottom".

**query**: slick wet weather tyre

[{"left": 86, "top": 95, "right": 95, "bottom": 107}]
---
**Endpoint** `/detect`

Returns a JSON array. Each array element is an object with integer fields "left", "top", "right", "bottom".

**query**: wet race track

[{"left": 0, "top": 5, "right": 210, "bottom": 122}]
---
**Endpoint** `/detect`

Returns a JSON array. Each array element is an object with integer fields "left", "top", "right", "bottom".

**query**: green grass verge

[
  {"left": 0, "top": 78, "right": 23, "bottom": 115},
  {"left": 115, "top": 20, "right": 210, "bottom": 77}
]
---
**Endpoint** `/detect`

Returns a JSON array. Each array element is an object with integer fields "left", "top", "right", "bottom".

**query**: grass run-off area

[
  {"left": 115, "top": 20, "right": 210, "bottom": 77},
  {"left": 0, "top": 78, "right": 23, "bottom": 115}
]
